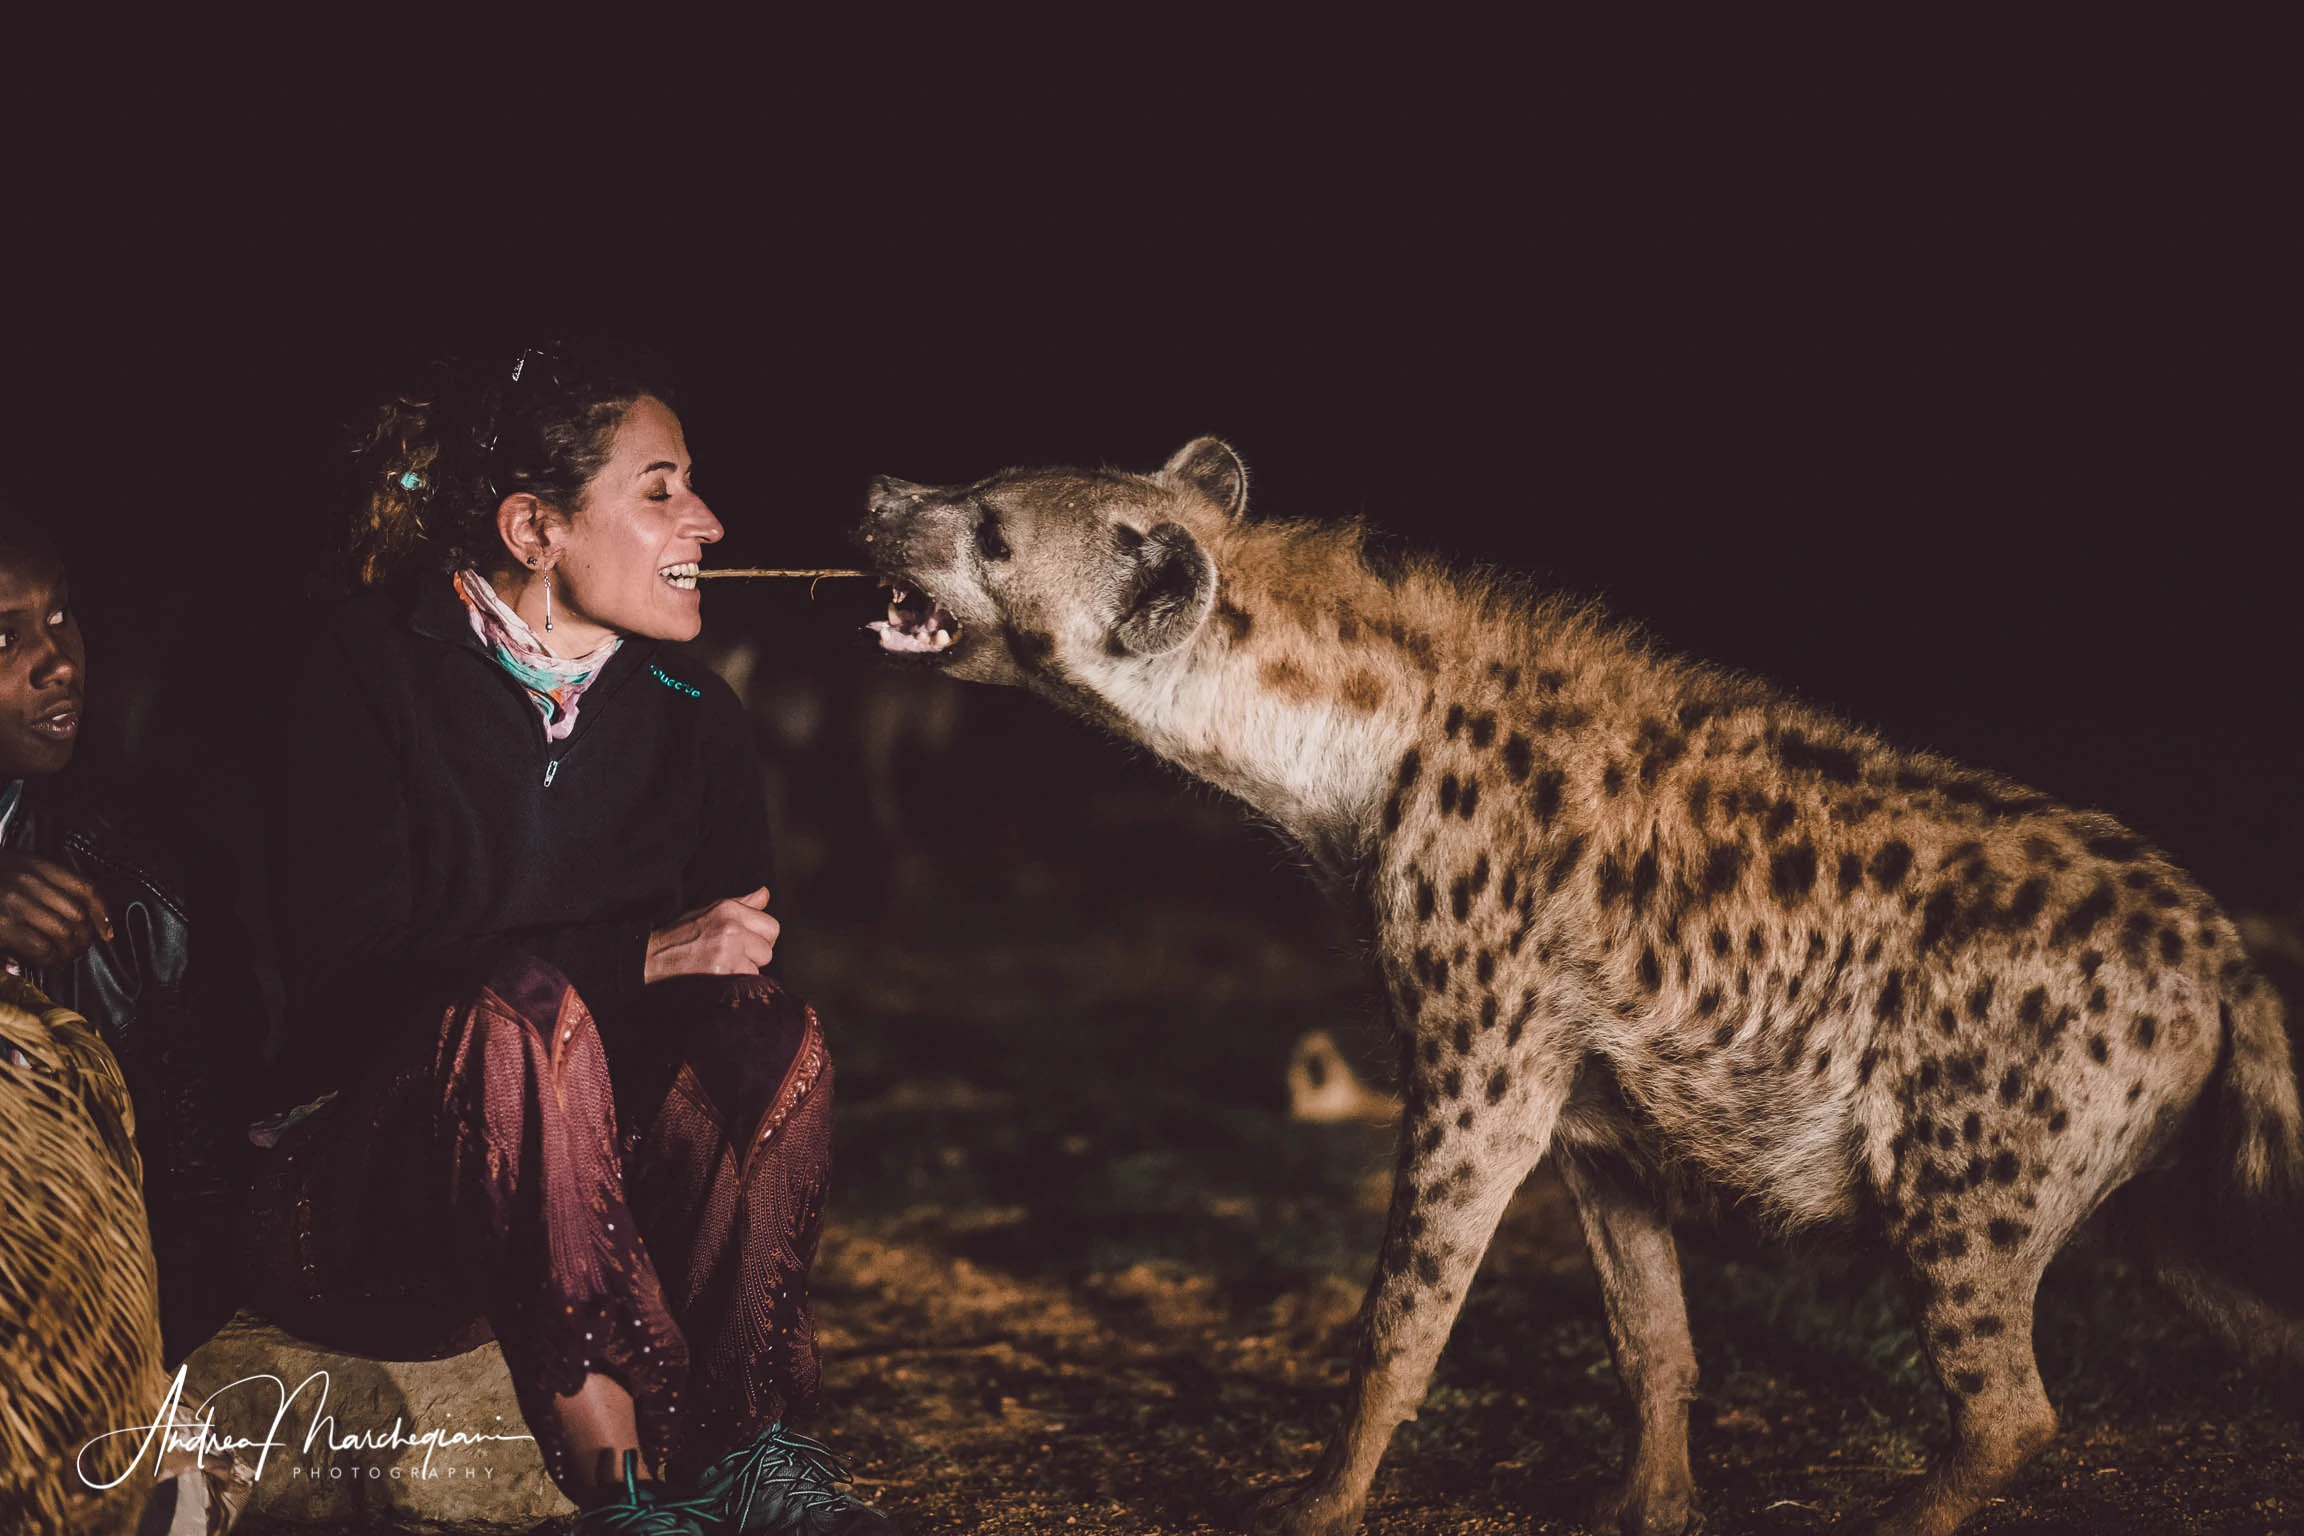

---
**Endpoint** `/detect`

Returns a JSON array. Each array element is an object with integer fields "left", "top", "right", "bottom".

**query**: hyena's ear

[
  {"left": 1161, "top": 437, "right": 1249, "bottom": 517},
  {"left": 1112, "top": 521, "right": 1217, "bottom": 656},
  {"left": 867, "top": 475, "right": 934, "bottom": 506}
]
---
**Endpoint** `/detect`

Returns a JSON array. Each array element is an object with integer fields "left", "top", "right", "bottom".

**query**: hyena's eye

[{"left": 974, "top": 511, "right": 1011, "bottom": 562}]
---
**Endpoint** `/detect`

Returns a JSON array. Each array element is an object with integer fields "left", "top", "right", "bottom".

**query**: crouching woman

[{"left": 249, "top": 348, "right": 897, "bottom": 1534}]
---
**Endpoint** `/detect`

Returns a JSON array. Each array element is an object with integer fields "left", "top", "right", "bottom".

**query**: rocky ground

[{"left": 245, "top": 755, "right": 2304, "bottom": 1535}]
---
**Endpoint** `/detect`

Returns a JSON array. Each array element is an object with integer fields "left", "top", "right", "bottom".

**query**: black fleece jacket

[{"left": 266, "top": 573, "right": 771, "bottom": 1105}]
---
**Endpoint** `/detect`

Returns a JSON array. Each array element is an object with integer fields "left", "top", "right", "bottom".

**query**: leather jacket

[{"left": 2, "top": 773, "right": 266, "bottom": 1365}]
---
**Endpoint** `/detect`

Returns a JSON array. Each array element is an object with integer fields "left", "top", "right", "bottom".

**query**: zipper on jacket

[{"left": 444, "top": 628, "right": 637, "bottom": 789}]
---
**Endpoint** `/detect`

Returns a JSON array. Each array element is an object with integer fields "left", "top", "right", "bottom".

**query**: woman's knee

[
  {"left": 444, "top": 952, "right": 610, "bottom": 1106},
  {"left": 463, "top": 950, "right": 584, "bottom": 1035},
  {"left": 644, "top": 975, "right": 822, "bottom": 1126}
]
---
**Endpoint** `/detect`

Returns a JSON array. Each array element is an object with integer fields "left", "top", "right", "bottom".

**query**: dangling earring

[{"left": 544, "top": 571, "right": 554, "bottom": 633}]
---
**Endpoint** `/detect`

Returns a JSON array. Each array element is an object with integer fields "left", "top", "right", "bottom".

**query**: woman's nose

[{"left": 686, "top": 493, "right": 725, "bottom": 545}]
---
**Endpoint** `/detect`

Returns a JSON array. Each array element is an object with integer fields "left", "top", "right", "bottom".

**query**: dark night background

[
  {"left": 4, "top": 25, "right": 2301, "bottom": 1534},
  {"left": 6, "top": 43, "right": 2291, "bottom": 915}
]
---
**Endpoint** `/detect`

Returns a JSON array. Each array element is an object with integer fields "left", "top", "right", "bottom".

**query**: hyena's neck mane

[{"left": 1095, "top": 513, "right": 1623, "bottom": 876}]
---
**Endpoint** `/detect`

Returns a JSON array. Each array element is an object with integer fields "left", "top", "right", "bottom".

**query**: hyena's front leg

[
  {"left": 1255, "top": 1048, "right": 1566, "bottom": 1536},
  {"left": 1556, "top": 1152, "right": 1699, "bottom": 1536}
]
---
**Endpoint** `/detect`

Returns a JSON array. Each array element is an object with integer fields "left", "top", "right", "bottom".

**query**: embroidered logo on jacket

[{"left": 649, "top": 664, "right": 702, "bottom": 699}]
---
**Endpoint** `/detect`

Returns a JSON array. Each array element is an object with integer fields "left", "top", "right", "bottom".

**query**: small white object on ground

[{"left": 1286, "top": 1031, "right": 1402, "bottom": 1123}]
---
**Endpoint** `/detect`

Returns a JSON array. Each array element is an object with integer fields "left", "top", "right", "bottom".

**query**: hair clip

[
  {"left": 508, "top": 344, "right": 556, "bottom": 387},
  {"left": 398, "top": 470, "right": 426, "bottom": 492},
  {"left": 485, "top": 346, "right": 551, "bottom": 486}
]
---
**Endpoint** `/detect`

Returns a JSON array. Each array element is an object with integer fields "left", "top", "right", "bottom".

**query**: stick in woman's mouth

[{"left": 691, "top": 568, "right": 873, "bottom": 580}]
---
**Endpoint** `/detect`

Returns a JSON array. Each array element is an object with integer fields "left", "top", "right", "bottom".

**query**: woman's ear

[{"left": 496, "top": 493, "right": 555, "bottom": 570}]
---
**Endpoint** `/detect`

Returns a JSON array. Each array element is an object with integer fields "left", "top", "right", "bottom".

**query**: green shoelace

[
  {"left": 705, "top": 1423, "right": 858, "bottom": 1528},
  {"left": 574, "top": 1450, "right": 719, "bottom": 1536}
]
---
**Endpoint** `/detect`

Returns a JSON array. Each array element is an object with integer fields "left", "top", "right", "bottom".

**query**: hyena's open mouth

[{"left": 868, "top": 576, "right": 962, "bottom": 655}]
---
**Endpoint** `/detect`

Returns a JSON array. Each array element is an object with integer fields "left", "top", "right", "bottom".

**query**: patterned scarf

[{"left": 452, "top": 569, "right": 621, "bottom": 742}]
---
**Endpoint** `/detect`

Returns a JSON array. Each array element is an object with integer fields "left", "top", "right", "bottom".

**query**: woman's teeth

[{"left": 660, "top": 561, "right": 700, "bottom": 590}]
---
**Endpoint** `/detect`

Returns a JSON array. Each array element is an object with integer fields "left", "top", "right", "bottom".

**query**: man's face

[{"left": 0, "top": 548, "right": 83, "bottom": 777}]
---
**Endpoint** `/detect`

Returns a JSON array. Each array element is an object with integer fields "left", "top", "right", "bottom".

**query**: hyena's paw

[
  {"left": 1246, "top": 1477, "right": 1366, "bottom": 1536},
  {"left": 1587, "top": 1478, "right": 1695, "bottom": 1536}
]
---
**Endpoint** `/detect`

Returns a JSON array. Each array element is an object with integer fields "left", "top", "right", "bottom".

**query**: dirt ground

[
  {"left": 253, "top": 758, "right": 2304, "bottom": 1536},
  {"left": 790, "top": 856, "right": 2301, "bottom": 1532}
]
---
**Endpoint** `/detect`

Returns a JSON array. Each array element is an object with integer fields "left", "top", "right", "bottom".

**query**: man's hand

[
  {"left": 0, "top": 852, "right": 112, "bottom": 968},
  {"left": 644, "top": 886, "right": 780, "bottom": 982}
]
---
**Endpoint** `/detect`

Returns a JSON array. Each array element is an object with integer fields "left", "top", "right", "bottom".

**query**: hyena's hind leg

[
  {"left": 1254, "top": 1048, "right": 1570, "bottom": 1536},
  {"left": 1557, "top": 1151, "right": 1699, "bottom": 1536},
  {"left": 1868, "top": 1229, "right": 2063, "bottom": 1536},
  {"left": 2119, "top": 1170, "right": 2304, "bottom": 1380}
]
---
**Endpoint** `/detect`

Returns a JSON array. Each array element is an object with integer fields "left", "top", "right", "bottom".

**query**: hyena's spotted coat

[{"left": 858, "top": 440, "right": 2301, "bottom": 1536}]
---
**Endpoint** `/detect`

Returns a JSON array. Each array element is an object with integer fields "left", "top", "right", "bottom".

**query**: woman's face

[{"left": 554, "top": 396, "right": 723, "bottom": 642}]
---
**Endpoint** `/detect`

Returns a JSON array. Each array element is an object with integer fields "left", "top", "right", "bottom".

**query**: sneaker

[
  {"left": 691, "top": 1423, "right": 903, "bottom": 1534},
  {"left": 574, "top": 1450, "right": 720, "bottom": 1536}
]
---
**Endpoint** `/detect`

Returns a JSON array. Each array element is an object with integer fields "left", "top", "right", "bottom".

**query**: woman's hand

[
  {"left": 0, "top": 852, "right": 113, "bottom": 968},
  {"left": 644, "top": 886, "right": 780, "bottom": 982}
]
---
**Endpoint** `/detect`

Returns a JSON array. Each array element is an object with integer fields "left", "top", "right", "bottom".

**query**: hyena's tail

[
  {"left": 2124, "top": 976, "right": 2304, "bottom": 1378},
  {"left": 2215, "top": 982, "right": 2304, "bottom": 1242}
]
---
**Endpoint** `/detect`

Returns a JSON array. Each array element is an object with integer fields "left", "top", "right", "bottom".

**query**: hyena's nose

[{"left": 858, "top": 476, "right": 929, "bottom": 557}]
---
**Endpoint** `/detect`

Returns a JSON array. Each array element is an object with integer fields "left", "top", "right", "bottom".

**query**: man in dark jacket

[{"left": 0, "top": 514, "right": 264, "bottom": 1364}]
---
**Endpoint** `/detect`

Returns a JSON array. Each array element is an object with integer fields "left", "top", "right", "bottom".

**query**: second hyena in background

[{"left": 857, "top": 440, "right": 2301, "bottom": 1536}]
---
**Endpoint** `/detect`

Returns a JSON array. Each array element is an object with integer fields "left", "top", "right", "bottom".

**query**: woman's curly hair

[{"left": 347, "top": 343, "right": 676, "bottom": 586}]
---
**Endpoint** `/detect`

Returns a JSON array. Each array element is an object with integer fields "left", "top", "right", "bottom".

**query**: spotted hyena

[{"left": 857, "top": 440, "right": 2302, "bottom": 1536}]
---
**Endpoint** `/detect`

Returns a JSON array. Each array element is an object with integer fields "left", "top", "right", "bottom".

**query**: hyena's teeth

[{"left": 866, "top": 617, "right": 959, "bottom": 655}]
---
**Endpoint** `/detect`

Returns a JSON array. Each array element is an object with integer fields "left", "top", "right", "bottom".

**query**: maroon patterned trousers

[{"left": 245, "top": 952, "right": 834, "bottom": 1489}]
